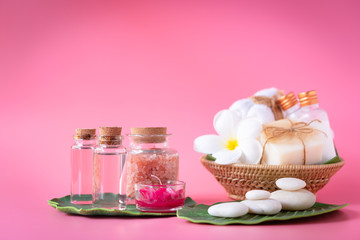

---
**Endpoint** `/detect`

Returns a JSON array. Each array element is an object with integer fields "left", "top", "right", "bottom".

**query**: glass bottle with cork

[
  {"left": 93, "top": 127, "right": 127, "bottom": 209},
  {"left": 71, "top": 128, "right": 96, "bottom": 204},
  {"left": 126, "top": 127, "right": 179, "bottom": 198}
]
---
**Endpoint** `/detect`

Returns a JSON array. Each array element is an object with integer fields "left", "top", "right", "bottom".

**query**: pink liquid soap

[{"left": 135, "top": 186, "right": 185, "bottom": 212}]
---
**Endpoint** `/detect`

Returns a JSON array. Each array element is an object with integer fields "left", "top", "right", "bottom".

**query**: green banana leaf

[
  {"left": 48, "top": 195, "right": 196, "bottom": 216},
  {"left": 177, "top": 201, "right": 348, "bottom": 225}
]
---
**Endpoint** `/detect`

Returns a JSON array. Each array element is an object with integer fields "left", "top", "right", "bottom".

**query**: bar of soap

[
  {"left": 276, "top": 178, "right": 306, "bottom": 191},
  {"left": 261, "top": 119, "right": 324, "bottom": 165},
  {"left": 242, "top": 199, "right": 282, "bottom": 215},
  {"left": 208, "top": 202, "right": 248, "bottom": 218},
  {"left": 271, "top": 189, "right": 316, "bottom": 211},
  {"left": 245, "top": 190, "right": 271, "bottom": 200},
  {"left": 309, "top": 119, "right": 336, "bottom": 163}
]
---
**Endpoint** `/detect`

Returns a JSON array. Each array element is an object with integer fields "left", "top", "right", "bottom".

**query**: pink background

[{"left": 1, "top": 0, "right": 359, "bottom": 239}]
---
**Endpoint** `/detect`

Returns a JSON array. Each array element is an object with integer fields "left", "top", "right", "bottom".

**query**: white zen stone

[
  {"left": 276, "top": 178, "right": 307, "bottom": 191},
  {"left": 208, "top": 202, "right": 249, "bottom": 218},
  {"left": 242, "top": 199, "right": 282, "bottom": 215},
  {"left": 245, "top": 190, "right": 271, "bottom": 200},
  {"left": 271, "top": 189, "right": 316, "bottom": 211}
]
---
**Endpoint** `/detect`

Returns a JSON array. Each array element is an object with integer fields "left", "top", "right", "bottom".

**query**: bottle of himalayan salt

[
  {"left": 71, "top": 128, "right": 96, "bottom": 204},
  {"left": 297, "top": 90, "right": 337, "bottom": 162},
  {"left": 278, "top": 92, "right": 302, "bottom": 119},
  {"left": 93, "top": 127, "right": 127, "bottom": 209},
  {"left": 126, "top": 127, "right": 179, "bottom": 198}
]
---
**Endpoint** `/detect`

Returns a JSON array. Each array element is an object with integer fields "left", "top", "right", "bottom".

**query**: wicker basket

[{"left": 201, "top": 156, "right": 345, "bottom": 200}]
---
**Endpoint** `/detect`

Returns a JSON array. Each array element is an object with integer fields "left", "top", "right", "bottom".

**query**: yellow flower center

[{"left": 225, "top": 139, "right": 238, "bottom": 151}]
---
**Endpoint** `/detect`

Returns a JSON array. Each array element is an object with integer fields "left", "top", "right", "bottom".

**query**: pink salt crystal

[{"left": 126, "top": 153, "right": 179, "bottom": 198}]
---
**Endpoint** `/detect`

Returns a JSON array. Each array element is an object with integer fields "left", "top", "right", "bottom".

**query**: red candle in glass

[{"left": 135, "top": 180, "right": 185, "bottom": 212}]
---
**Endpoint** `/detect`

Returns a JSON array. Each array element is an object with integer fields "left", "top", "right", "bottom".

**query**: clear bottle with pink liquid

[
  {"left": 93, "top": 127, "right": 127, "bottom": 209},
  {"left": 71, "top": 128, "right": 96, "bottom": 204}
]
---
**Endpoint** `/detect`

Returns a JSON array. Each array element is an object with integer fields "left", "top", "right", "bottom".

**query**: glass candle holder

[{"left": 135, "top": 180, "right": 185, "bottom": 213}]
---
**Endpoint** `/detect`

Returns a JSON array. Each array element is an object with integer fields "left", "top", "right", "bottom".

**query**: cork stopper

[
  {"left": 98, "top": 127, "right": 122, "bottom": 145},
  {"left": 99, "top": 127, "right": 122, "bottom": 136},
  {"left": 278, "top": 92, "right": 299, "bottom": 111},
  {"left": 74, "top": 128, "right": 96, "bottom": 140},
  {"left": 130, "top": 127, "right": 168, "bottom": 143},
  {"left": 298, "top": 90, "right": 319, "bottom": 107}
]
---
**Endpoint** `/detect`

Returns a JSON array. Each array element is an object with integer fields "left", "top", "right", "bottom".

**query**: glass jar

[
  {"left": 93, "top": 127, "right": 127, "bottom": 209},
  {"left": 126, "top": 127, "right": 179, "bottom": 198},
  {"left": 71, "top": 128, "right": 96, "bottom": 204}
]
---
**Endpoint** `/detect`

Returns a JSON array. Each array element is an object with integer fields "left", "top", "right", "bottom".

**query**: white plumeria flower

[{"left": 194, "top": 110, "right": 263, "bottom": 165}]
